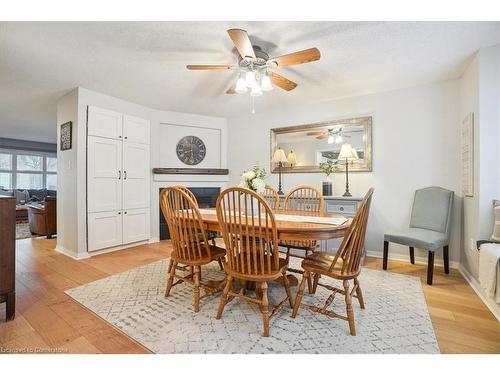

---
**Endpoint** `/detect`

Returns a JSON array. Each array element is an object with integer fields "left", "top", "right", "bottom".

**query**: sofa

[{"left": 0, "top": 188, "right": 57, "bottom": 221}]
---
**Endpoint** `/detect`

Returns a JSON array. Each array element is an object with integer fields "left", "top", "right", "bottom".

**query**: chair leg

[
  {"left": 427, "top": 251, "right": 434, "bottom": 285},
  {"left": 193, "top": 266, "right": 201, "bottom": 313},
  {"left": 217, "top": 258, "right": 224, "bottom": 271},
  {"left": 291, "top": 271, "right": 309, "bottom": 318},
  {"left": 216, "top": 275, "right": 233, "bottom": 319},
  {"left": 383, "top": 241, "right": 389, "bottom": 270},
  {"left": 282, "top": 268, "right": 294, "bottom": 308},
  {"left": 167, "top": 258, "right": 174, "bottom": 274},
  {"left": 343, "top": 279, "right": 356, "bottom": 336},
  {"left": 312, "top": 273, "right": 320, "bottom": 294},
  {"left": 260, "top": 282, "right": 270, "bottom": 337},
  {"left": 354, "top": 277, "right": 365, "bottom": 309},
  {"left": 165, "top": 260, "right": 177, "bottom": 297},
  {"left": 443, "top": 245, "right": 450, "bottom": 274},
  {"left": 409, "top": 246, "right": 415, "bottom": 264},
  {"left": 307, "top": 273, "right": 313, "bottom": 294},
  {"left": 239, "top": 279, "right": 248, "bottom": 296}
]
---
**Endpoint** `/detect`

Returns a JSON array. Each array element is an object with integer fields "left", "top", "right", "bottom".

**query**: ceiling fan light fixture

[
  {"left": 261, "top": 75, "right": 273, "bottom": 91},
  {"left": 327, "top": 134, "right": 335, "bottom": 144},
  {"left": 335, "top": 135, "right": 343, "bottom": 144},
  {"left": 250, "top": 83, "right": 263, "bottom": 97},
  {"left": 235, "top": 77, "right": 248, "bottom": 94},
  {"left": 245, "top": 71, "right": 256, "bottom": 87}
]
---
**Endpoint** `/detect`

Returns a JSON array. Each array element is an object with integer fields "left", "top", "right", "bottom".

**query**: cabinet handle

[
  {"left": 118, "top": 135, "right": 122, "bottom": 138},
  {"left": 124, "top": 171, "right": 127, "bottom": 180},
  {"left": 340, "top": 207, "right": 344, "bottom": 211},
  {"left": 118, "top": 212, "right": 121, "bottom": 215},
  {"left": 124, "top": 211, "right": 127, "bottom": 214},
  {"left": 118, "top": 170, "right": 121, "bottom": 179},
  {"left": 124, "top": 136, "right": 128, "bottom": 140}
]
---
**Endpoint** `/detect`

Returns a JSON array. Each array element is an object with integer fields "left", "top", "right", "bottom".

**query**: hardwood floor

[{"left": 1, "top": 238, "right": 499, "bottom": 354}]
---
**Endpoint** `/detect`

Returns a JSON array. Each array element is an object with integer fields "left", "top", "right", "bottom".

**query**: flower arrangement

[
  {"left": 238, "top": 165, "right": 268, "bottom": 194},
  {"left": 319, "top": 159, "right": 338, "bottom": 177}
]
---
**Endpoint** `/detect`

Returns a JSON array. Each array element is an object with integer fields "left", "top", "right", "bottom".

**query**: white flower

[
  {"left": 242, "top": 171, "right": 255, "bottom": 180},
  {"left": 252, "top": 178, "right": 266, "bottom": 195}
]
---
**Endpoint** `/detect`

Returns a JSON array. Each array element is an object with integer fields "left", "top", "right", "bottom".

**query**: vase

[{"left": 322, "top": 176, "right": 333, "bottom": 196}]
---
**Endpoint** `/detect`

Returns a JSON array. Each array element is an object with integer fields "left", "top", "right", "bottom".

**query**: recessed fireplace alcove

[{"left": 159, "top": 187, "right": 221, "bottom": 240}]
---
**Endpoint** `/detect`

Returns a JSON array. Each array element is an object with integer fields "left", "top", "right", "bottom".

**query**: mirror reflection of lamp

[
  {"left": 272, "top": 147, "right": 288, "bottom": 195},
  {"left": 287, "top": 150, "right": 297, "bottom": 167},
  {"left": 338, "top": 143, "right": 359, "bottom": 197}
]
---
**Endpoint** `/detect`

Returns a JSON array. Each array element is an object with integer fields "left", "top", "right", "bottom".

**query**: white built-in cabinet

[{"left": 87, "top": 106, "right": 150, "bottom": 252}]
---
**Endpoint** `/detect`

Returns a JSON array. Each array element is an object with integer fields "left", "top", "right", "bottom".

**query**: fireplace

[{"left": 159, "top": 187, "right": 221, "bottom": 240}]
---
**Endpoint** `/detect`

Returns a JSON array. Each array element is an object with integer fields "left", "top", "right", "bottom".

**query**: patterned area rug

[
  {"left": 16, "top": 222, "right": 32, "bottom": 239},
  {"left": 66, "top": 259, "right": 439, "bottom": 354}
]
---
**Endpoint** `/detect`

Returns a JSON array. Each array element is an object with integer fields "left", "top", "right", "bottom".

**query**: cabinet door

[
  {"left": 87, "top": 137, "right": 122, "bottom": 213},
  {"left": 88, "top": 211, "right": 123, "bottom": 251},
  {"left": 87, "top": 106, "right": 123, "bottom": 140},
  {"left": 122, "top": 142, "right": 150, "bottom": 210},
  {"left": 122, "top": 208, "right": 150, "bottom": 244},
  {"left": 123, "top": 114, "right": 150, "bottom": 144}
]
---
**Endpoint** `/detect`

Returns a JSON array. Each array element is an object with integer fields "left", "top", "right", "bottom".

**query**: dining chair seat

[
  {"left": 171, "top": 245, "right": 226, "bottom": 266},
  {"left": 224, "top": 255, "right": 288, "bottom": 281},
  {"left": 384, "top": 228, "right": 448, "bottom": 251}
]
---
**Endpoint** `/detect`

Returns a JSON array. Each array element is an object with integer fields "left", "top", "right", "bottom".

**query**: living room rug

[
  {"left": 16, "top": 222, "right": 32, "bottom": 239},
  {"left": 66, "top": 258, "right": 440, "bottom": 354}
]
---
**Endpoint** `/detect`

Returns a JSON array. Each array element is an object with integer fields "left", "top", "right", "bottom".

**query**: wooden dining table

[{"left": 199, "top": 208, "right": 351, "bottom": 242}]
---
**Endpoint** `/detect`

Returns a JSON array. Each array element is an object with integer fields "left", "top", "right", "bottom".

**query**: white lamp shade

[
  {"left": 235, "top": 77, "right": 248, "bottom": 94},
  {"left": 245, "top": 71, "right": 256, "bottom": 87},
  {"left": 327, "top": 134, "right": 334, "bottom": 144},
  {"left": 287, "top": 150, "right": 297, "bottom": 165},
  {"left": 261, "top": 75, "right": 273, "bottom": 91},
  {"left": 338, "top": 143, "right": 358, "bottom": 160},
  {"left": 250, "top": 83, "right": 262, "bottom": 97},
  {"left": 272, "top": 148, "right": 288, "bottom": 163}
]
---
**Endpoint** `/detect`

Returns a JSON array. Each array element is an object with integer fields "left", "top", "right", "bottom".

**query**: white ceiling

[{"left": 1, "top": 21, "right": 499, "bottom": 143}]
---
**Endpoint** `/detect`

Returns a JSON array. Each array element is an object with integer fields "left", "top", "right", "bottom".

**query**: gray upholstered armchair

[{"left": 383, "top": 186, "right": 454, "bottom": 285}]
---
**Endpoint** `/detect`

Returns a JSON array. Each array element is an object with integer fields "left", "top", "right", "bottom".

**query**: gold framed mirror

[{"left": 270, "top": 116, "right": 372, "bottom": 174}]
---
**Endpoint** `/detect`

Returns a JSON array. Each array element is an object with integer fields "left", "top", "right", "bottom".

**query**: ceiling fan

[
  {"left": 186, "top": 29, "right": 321, "bottom": 96},
  {"left": 306, "top": 127, "right": 351, "bottom": 144}
]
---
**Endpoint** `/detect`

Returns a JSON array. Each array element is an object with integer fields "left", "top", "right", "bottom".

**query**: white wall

[
  {"left": 56, "top": 87, "right": 226, "bottom": 258},
  {"left": 460, "top": 46, "right": 500, "bottom": 278},
  {"left": 228, "top": 80, "right": 462, "bottom": 264}
]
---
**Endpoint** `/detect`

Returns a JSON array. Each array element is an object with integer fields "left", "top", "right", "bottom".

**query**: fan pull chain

[{"left": 251, "top": 97, "right": 255, "bottom": 114}]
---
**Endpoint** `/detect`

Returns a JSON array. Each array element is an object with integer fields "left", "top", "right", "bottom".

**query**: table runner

[{"left": 197, "top": 208, "right": 348, "bottom": 226}]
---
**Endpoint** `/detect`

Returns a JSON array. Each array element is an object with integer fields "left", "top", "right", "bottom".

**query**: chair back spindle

[
  {"left": 284, "top": 185, "right": 324, "bottom": 213},
  {"left": 329, "top": 188, "right": 374, "bottom": 276},
  {"left": 216, "top": 187, "right": 280, "bottom": 276},
  {"left": 160, "top": 187, "right": 212, "bottom": 262},
  {"left": 262, "top": 185, "right": 280, "bottom": 209}
]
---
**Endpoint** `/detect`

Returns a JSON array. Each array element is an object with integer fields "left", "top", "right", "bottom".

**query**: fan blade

[
  {"left": 269, "top": 48, "right": 321, "bottom": 68},
  {"left": 227, "top": 29, "right": 255, "bottom": 59},
  {"left": 306, "top": 131, "right": 325, "bottom": 136},
  {"left": 316, "top": 134, "right": 328, "bottom": 140},
  {"left": 186, "top": 64, "right": 236, "bottom": 70},
  {"left": 270, "top": 72, "right": 297, "bottom": 91}
]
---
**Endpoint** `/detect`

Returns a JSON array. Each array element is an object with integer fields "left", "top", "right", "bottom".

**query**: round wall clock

[{"left": 176, "top": 136, "right": 206, "bottom": 165}]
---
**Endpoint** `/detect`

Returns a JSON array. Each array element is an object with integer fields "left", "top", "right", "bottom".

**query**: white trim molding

[
  {"left": 458, "top": 264, "right": 500, "bottom": 321},
  {"left": 55, "top": 245, "right": 91, "bottom": 260}
]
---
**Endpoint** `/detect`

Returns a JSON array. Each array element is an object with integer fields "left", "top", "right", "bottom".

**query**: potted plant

[{"left": 319, "top": 159, "right": 338, "bottom": 196}]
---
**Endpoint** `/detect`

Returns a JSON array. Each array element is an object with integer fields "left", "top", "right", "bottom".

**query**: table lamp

[
  {"left": 287, "top": 150, "right": 297, "bottom": 167},
  {"left": 272, "top": 147, "right": 288, "bottom": 195},
  {"left": 338, "top": 143, "right": 359, "bottom": 197}
]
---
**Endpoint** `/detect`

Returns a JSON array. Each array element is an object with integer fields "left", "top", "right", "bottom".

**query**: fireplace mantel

[{"left": 152, "top": 168, "right": 228, "bottom": 175}]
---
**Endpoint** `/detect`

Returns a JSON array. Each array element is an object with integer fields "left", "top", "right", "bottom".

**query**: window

[{"left": 0, "top": 150, "right": 57, "bottom": 191}]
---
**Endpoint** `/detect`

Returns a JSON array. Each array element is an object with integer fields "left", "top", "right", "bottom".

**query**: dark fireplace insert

[{"left": 159, "top": 187, "right": 221, "bottom": 240}]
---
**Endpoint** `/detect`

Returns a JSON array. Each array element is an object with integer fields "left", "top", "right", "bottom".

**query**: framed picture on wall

[
  {"left": 60, "top": 121, "right": 72, "bottom": 151},
  {"left": 461, "top": 113, "right": 474, "bottom": 197}
]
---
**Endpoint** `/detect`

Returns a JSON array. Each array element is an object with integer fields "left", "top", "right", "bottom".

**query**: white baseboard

[
  {"left": 458, "top": 264, "right": 500, "bottom": 321},
  {"left": 55, "top": 245, "right": 91, "bottom": 260},
  {"left": 365, "top": 250, "right": 460, "bottom": 269},
  {"left": 86, "top": 240, "right": 150, "bottom": 257},
  {"left": 149, "top": 237, "right": 160, "bottom": 244}
]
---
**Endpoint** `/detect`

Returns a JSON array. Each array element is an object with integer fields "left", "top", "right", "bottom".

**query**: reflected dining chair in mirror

[
  {"left": 383, "top": 186, "right": 454, "bottom": 285},
  {"left": 160, "top": 187, "right": 226, "bottom": 312},
  {"left": 281, "top": 185, "right": 324, "bottom": 293},
  {"left": 262, "top": 185, "right": 280, "bottom": 209},
  {"left": 172, "top": 185, "right": 223, "bottom": 270},
  {"left": 215, "top": 187, "right": 294, "bottom": 337},
  {"left": 291, "top": 188, "right": 374, "bottom": 336}
]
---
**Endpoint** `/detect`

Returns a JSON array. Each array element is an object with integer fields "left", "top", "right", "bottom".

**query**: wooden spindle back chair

[
  {"left": 215, "top": 187, "right": 293, "bottom": 337},
  {"left": 281, "top": 185, "right": 324, "bottom": 292},
  {"left": 291, "top": 188, "right": 374, "bottom": 336},
  {"left": 262, "top": 185, "right": 280, "bottom": 209},
  {"left": 159, "top": 187, "right": 226, "bottom": 312}
]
